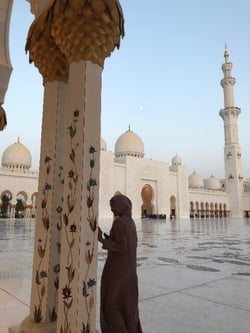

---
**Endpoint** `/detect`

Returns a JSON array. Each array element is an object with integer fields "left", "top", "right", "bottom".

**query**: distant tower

[{"left": 219, "top": 46, "right": 243, "bottom": 218}]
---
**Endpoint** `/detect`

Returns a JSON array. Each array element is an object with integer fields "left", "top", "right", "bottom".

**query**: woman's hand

[{"left": 98, "top": 226, "right": 104, "bottom": 243}]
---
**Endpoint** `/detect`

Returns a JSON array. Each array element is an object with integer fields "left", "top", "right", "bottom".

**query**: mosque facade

[
  {"left": 1, "top": 50, "right": 250, "bottom": 220},
  {"left": 0, "top": 138, "right": 38, "bottom": 218}
]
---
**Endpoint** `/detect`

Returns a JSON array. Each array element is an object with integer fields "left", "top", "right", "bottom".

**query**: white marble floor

[{"left": 1, "top": 217, "right": 250, "bottom": 333}]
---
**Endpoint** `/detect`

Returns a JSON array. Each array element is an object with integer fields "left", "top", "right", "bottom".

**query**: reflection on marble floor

[{"left": 1, "top": 218, "right": 250, "bottom": 333}]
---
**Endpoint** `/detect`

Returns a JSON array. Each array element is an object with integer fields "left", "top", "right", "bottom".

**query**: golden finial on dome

[{"left": 224, "top": 43, "right": 229, "bottom": 63}]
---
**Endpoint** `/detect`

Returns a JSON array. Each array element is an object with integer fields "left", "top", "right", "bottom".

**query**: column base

[
  {"left": 9, "top": 318, "right": 99, "bottom": 333},
  {"left": 9, "top": 316, "right": 56, "bottom": 333}
]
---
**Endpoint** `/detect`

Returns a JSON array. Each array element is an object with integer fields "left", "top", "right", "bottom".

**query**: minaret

[{"left": 219, "top": 46, "right": 243, "bottom": 218}]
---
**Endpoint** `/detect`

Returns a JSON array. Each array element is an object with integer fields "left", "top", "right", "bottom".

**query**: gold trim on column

[
  {"left": 25, "top": 13, "right": 68, "bottom": 83},
  {"left": 25, "top": 0, "right": 125, "bottom": 83}
]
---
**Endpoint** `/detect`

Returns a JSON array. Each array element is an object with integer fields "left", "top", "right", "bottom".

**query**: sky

[{"left": 1, "top": 0, "right": 250, "bottom": 179}]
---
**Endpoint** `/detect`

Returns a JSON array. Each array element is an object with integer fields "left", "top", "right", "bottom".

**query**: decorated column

[
  {"left": 20, "top": 81, "right": 68, "bottom": 333},
  {"left": 0, "top": 0, "right": 13, "bottom": 131},
  {"left": 10, "top": 1, "right": 124, "bottom": 333},
  {"left": 56, "top": 60, "right": 102, "bottom": 333}
]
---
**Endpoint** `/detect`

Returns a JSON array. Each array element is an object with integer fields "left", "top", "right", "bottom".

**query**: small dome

[
  {"left": 171, "top": 154, "right": 182, "bottom": 166},
  {"left": 100, "top": 137, "right": 107, "bottom": 151},
  {"left": 115, "top": 126, "right": 144, "bottom": 158},
  {"left": 189, "top": 171, "right": 203, "bottom": 188},
  {"left": 205, "top": 175, "right": 221, "bottom": 190},
  {"left": 1, "top": 138, "right": 32, "bottom": 170}
]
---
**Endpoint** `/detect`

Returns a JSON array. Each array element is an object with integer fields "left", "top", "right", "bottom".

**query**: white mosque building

[
  {"left": 0, "top": 138, "right": 38, "bottom": 218},
  {"left": 0, "top": 50, "right": 250, "bottom": 219}
]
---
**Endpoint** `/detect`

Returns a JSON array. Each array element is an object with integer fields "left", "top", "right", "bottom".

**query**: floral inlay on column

[
  {"left": 60, "top": 110, "right": 80, "bottom": 333},
  {"left": 59, "top": 108, "right": 99, "bottom": 333},
  {"left": 34, "top": 156, "right": 52, "bottom": 323},
  {"left": 81, "top": 145, "right": 98, "bottom": 333},
  {"left": 49, "top": 165, "right": 64, "bottom": 322}
]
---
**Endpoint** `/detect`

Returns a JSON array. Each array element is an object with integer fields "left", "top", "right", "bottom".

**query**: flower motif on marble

[
  {"left": 60, "top": 110, "right": 80, "bottom": 333},
  {"left": 33, "top": 155, "right": 52, "bottom": 323},
  {"left": 81, "top": 145, "right": 98, "bottom": 331}
]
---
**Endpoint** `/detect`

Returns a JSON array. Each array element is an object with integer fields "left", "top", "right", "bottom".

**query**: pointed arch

[
  {"left": 170, "top": 195, "right": 176, "bottom": 218},
  {"left": 141, "top": 184, "right": 154, "bottom": 217}
]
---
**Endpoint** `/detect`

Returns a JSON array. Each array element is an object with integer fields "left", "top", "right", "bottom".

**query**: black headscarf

[{"left": 110, "top": 194, "right": 132, "bottom": 217}]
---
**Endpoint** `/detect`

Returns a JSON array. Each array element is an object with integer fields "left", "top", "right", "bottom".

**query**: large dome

[
  {"left": 204, "top": 175, "right": 221, "bottom": 190},
  {"left": 115, "top": 126, "right": 144, "bottom": 158},
  {"left": 171, "top": 154, "right": 182, "bottom": 166},
  {"left": 1, "top": 138, "right": 32, "bottom": 169},
  {"left": 189, "top": 171, "right": 203, "bottom": 188},
  {"left": 100, "top": 137, "right": 107, "bottom": 151}
]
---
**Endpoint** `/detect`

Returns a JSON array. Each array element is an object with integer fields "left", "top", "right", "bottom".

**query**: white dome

[
  {"left": 100, "top": 137, "right": 107, "bottom": 151},
  {"left": 1, "top": 138, "right": 32, "bottom": 169},
  {"left": 171, "top": 154, "right": 182, "bottom": 166},
  {"left": 205, "top": 175, "right": 221, "bottom": 190},
  {"left": 189, "top": 171, "right": 203, "bottom": 188},
  {"left": 115, "top": 126, "right": 144, "bottom": 158}
]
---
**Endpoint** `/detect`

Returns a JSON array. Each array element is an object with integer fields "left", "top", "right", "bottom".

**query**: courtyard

[{"left": 1, "top": 217, "right": 250, "bottom": 332}]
